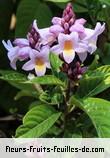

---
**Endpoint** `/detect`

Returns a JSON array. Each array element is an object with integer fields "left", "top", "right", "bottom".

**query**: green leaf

[
  {"left": 87, "top": 65, "right": 110, "bottom": 77},
  {"left": 0, "top": 70, "right": 26, "bottom": 82},
  {"left": 0, "top": 70, "right": 35, "bottom": 91},
  {"left": 70, "top": 96, "right": 110, "bottom": 137},
  {"left": 76, "top": 65, "right": 110, "bottom": 98},
  {"left": 73, "top": 3, "right": 88, "bottom": 13},
  {"left": 88, "top": 54, "right": 99, "bottom": 70},
  {"left": 14, "top": 90, "right": 38, "bottom": 100},
  {"left": 15, "top": 0, "right": 52, "bottom": 37},
  {"left": 99, "top": 0, "right": 110, "bottom": 5},
  {"left": 102, "top": 43, "right": 110, "bottom": 65},
  {"left": 44, "top": 0, "right": 70, "bottom": 2},
  {"left": 0, "top": 0, "right": 13, "bottom": 39},
  {"left": 76, "top": 77, "right": 103, "bottom": 98},
  {"left": 26, "top": 75, "right": 65, "bottom": 87},
  {"left": 83, "top": 98, "right": 110, "bottom": 137},
  {"left": 34, "top": 3, "right": 52, "bottom": 28},
  {"left": 49, "top": 53, "right": 63, "bottom": 74},
  {"left": 15, "top": 105, "right": 61, "bottom": 138},
  {"left": 16, "top": 0, "right": 39, "bottom": 37}
]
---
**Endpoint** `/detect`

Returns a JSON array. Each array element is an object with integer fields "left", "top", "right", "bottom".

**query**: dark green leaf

[
  {"left": 73, "top": 3, "right": 88, "bottom": 13},
  {"left": 16, "top": 105, "right": 61, "bottom": 138},
  {"left": 34, "top": 3, "right": 52, "bottom": 28},
  {"left": 76, "top": 65, "right": 110, "bottom": 98},
  {"left": 16, "top": 0, "right": 52, "bottom": 37},
  {"left": 99, "top": 0, "right": 110, "bottom": 5},
  {"left": 70, "top": 96, "right": 110, "bottom": 137},
  {"left": 0, "top": 70, "right": 36, "bottom": 91},
  {"left": 26, "top": 75, "right": 65, "bottom": 87},
  {"left": 0, "top": 70, "right": 26, "bottom": 81},
  {"left": 44, "top": 0, "right": 70, "bottom": 2}
]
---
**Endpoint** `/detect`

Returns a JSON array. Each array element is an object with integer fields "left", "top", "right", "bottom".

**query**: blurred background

[{"left": 0, "top": 0, "right": 110, "bottom": 137}]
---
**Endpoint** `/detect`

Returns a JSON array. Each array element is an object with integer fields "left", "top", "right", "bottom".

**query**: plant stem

[
  {"left": 63, "top": 79, "right": 70, "bottom": 133},
  {"left": 33, "top": 83, "right": 43, "bottom": 94}
]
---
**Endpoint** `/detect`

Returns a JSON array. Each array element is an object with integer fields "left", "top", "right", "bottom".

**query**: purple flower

[
  {"left": 2, "top": 20, "right": 52, "bottom": 73},
  {"left": 75, "top": 22, "right": 105, "bottom": 62},
  {"left": 22, "top": 45, "right": 50, "bottom": 76},
  {"left": 2, "top": 3, "right": 105, "bottom": 79},
  {"left": 69, "top": 18, "right": 86, "bottom": 39},
  {"left": 2, "top": 40, "right": 29, "bottom": 70},
  {"left": 83, "top": 22, "right": 105, "bottom": 54},
  {"left": 2, "top": 39, "right": 36, "bottom": 70},
  {"left": 51, "top": 32, "right": 88, "bottom": 64},
  {"left": 50, "top": 3, "right": 86, "bottom": 38}
]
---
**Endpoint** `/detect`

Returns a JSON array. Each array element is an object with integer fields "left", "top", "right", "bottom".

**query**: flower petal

[
  {"left": 35, "top": 63, "right": 46, "bottom": 76},
  {"left": 77, "top": 52, "right": 87, "bottom": 62},
  {"left": 22, "top": 60, "right": 35, "bottom": 71},
  {"left": 13, "top": 38, "right": 29, "bottom": 47},
  {"left": 10, "top": 59, "right": 18, "bottom": 70},
  {"left": 94, "top": 22, "right": 105, "bottom": 37},
  {"left": 18, "top": 46, "right": 31, "bottom": 60},
  {"left": 46, "top": 62, "right": 51, "bottom": 69},
  {"left": 63, "top": 49, "right": 75, "bottom": 64},
  {"left": 75, "top": 42, "right": 88, "bottom": 53},
  {"left": 88, "top": 42, "right": 97, "bottom": 54},
  {"left": 38, "top": 45, "right": 50, "bottom": 61},
  {"left": 75, "top": 18, "right": 86, "bottom": 25},
  {"left": 50, "top": 25, "right": 64, "bottom": 36},
  {"left": 39, "top": 27, "right": 50, "bottom": 39},
  {"left": 33, "top": 20, "right": 39, "bottom": 31},
  {"left": 8, "top": 49, "right": 18, "bottom": 62},
  {"left": 2, "top": 40, "right": 13, "bottom": 51},
  {"left": 51, "top": 17, "right": 62, "bottom": 25},
  {"left": 58, "top": 32, "right": 78, "bottom": 49},
  {"left": 51, "top": 45, "right": 62, "bottom": 55},
  {"left": 70, "top": 23, "right": 85, "bottom": 33}
]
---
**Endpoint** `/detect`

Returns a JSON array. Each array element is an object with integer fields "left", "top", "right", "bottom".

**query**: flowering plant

[{"left": 1, "top": 1, "right": 110, "bottom": 138}]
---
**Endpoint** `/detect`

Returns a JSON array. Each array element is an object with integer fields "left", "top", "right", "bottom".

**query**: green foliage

[
  {"left": 0, "top": 0, "right": 13, "bottom": 39},
  {"left": 1, "top": 0, "right": 110, "bottom": 138},
  {"left": 45, "top": 0, "right": 70, "bottom": 2},
  {"left": 0, "top": 70, "right": 35, "bottom": 91},
  {"left": 99, "top": 0, "right": 110, "bottom": 5},
  {"left": 15, "top": 105, "right": 61, "bottom": 138},
  {"left": 76, "top": 65, "right": 110, "bottom": 98},
  {"left": 26, "top": 75, "right": 65, "bottom": 87},
  {"left": 15, "top": 0, "right": 52, "bottom": 37},
  {"left": 0, "top": 70, "right": 26, "bottom": 82},
  {"left": 49, "top": 53, "right": 63, "bottom": 74},
  {"left": 70, "top": 96, "right": 110, "bottom": 137}
]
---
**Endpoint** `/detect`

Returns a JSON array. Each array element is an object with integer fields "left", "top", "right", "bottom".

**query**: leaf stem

[{"left": 63, "top": 79, "right": 70, "bottom": 133}]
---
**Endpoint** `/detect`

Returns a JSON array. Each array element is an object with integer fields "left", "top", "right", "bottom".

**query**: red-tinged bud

[
  {"left": 60, "top": 59, "right": 87, "bottom": 81},
  {"left": 61, "top": 3, "right": 76, "bottom": 33},
  {"left": 69, "top": 18, "right": 74, "bottom": 26},
  {"left": 64, "top": 15, "right": 70, "bottom": 22},
  {"left": 76, "top": 62, "right": 81, "bottom": 68},
  {"left": 61, "top": 18, "right": 65, "bottom": 26},
  {"left": 28, "top": 24, "right": 40, "bottom": 49},
  {"left": 64, "top": 23, "right": 69, "bottom": 30}
]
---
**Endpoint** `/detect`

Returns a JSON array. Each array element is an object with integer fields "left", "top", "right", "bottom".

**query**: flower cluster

[{"left": 2, "top": 3, "right": 105, "bottom": 79}]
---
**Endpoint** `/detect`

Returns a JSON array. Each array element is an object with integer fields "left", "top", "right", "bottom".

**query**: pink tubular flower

[
  {"left": 50, "top": 3, "right": 105, "bottom": 63},
  {"left": 22, "top": 45, "right": 50, "bottom": 76},
  {"left": 2, "top": 40, "right": 29, "bottom": 70},
  {"left": 83, "top": 22, "right": 105, "bottom": 53},
  {"left": 2, "top": 2, "right": 105, "bottom": 78},
  {"left": 51, "top": 32, "right": 88, "bottom": 64},
  {"left": 2, "top": 20, "right": 52, "bottom": 74}
]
